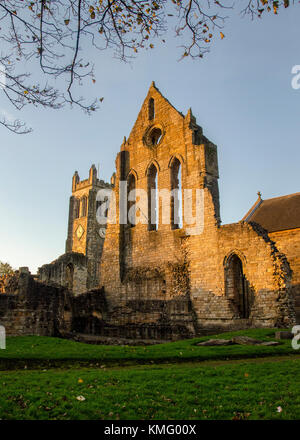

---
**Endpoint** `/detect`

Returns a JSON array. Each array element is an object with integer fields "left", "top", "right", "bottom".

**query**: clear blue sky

[{"left": 1, "top": 6, "right": 300, "bottom": 273}]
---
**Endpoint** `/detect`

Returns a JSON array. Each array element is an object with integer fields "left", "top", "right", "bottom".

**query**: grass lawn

[
  {"left": 0, "top": 329, "right": 299, "bottom": 420},
  {"left": 0, "top": 329, "right": 298, "bottom": 369},
  {"left": 0, "top": 358, "right": 299, "bottom": 420}
]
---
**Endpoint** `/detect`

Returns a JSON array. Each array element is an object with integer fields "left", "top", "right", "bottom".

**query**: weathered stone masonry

[
  {"left": 38, "top": 165, "right": 111, "bottom": 295},
  {"left": 99, "top": 82, "right": 296, "bottom": 335},
  {"left": 0, "top": 270, "right": 194, "bottom": 341},
  {"left": 0, "top": 268, "right": 72, "bottom": 337},
  {"left": 0, "top": 82, "right": 298, "bottom": 341}
]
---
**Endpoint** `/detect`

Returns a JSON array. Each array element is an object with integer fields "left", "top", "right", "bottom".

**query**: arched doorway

[
  {"left": 65, "top": 263, "right": 74, "bottom": 291},
  {"left": 225, "top": 254, "right": 250, "bottom": 318}
]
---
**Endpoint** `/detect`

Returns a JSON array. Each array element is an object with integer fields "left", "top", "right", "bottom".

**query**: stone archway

[{"left": 225, "top": 253, "right": 250, "bottom": 318}]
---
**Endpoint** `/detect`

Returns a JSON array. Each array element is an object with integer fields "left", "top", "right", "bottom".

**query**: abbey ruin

[{"left": 0, "top": 82, "right": 299, "bottom": 342}]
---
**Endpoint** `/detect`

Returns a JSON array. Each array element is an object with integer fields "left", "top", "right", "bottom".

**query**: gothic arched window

[
  {"left": 147, "top": 163, "right": 158, "bottom": 231},
  {"left": 127, "top": 173, "right": 136, "bottom": 227},
  {"left": 74, "top": 198, "right": 80, "bottom": 219},
  {"left": 149, "top": 98, "right": 155, "bottom": 120},
  {"left": 170, "top": 158, "right": 182, "bottom": 229},
  {"left": 81, "top": 196, "right": 87, "bottom": 217}
]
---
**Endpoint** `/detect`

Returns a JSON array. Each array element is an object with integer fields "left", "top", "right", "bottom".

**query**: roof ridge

[
  {"left": 242, "top": 191, "right": 300, "bottom": 233},
  {"left": 263, "top": 192, "right": 300, "bottom": 202},
  {"left": 242, "top": 196, "right": 263, "bottom": 221}
]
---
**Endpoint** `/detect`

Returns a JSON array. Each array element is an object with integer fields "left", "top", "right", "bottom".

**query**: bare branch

[{"left": 0, "top": 0, "right": 296, "bottom": 133}]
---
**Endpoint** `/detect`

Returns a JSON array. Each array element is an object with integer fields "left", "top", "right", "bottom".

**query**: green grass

[
  {"left": 0, "top": 329, "right": 299, "bottom": 420},
  {"left": 0, "top": 358, "right": 299, "bottom": 420},
  {"left": 0, "top": 329, "right": 297, "bottom": 369}
]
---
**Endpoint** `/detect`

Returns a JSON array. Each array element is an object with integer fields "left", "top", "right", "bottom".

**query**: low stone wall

[
  {"left": 70, "top": 291, "right": 196, "bottom": 341},
  {"left": 38, "top": 252, "right": 88, "bottom": 295},
  {"left": 1, "top": 266, "right": 294, "bottom": 342},
  {"left": 0, "top": 272, "right": 196, "bottom": 341},
  {"left": 0, "top": 271, "right": 72, "bottom": 336}
]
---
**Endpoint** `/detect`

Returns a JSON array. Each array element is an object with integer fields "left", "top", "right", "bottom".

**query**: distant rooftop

[{"left": 242, "top": 192, "right": 300, "bottom": 233}]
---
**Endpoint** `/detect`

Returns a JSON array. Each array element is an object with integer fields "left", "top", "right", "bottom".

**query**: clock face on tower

[
  {"left": 76, "top": 224, "right": 84, "bottom": 240},
  {"left": 98, "top": 227, "right": 106, "bottom": 239}
]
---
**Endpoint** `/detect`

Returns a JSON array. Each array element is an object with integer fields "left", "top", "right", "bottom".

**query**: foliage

[
  {"left": 125, "top": 266, "right": 164, "bottom": 282},
  {"left": 0, "top": 262, "right": 14, "bottom": 276},
  {"left": 0, "top": 0, "right": 295, "bottom": 133},
  {"left": 0, "top": 262, "right": 14, "bottom": 293}
]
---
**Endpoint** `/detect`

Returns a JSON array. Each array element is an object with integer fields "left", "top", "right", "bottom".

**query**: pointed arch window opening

[
  {"left": 81, "top": 196, "right": 87, "bottom": 217},
  {"left": 147, "top": 164, "right": 158, "bottom": 231},
  {"left": 74, "top": 198, "right": 80, "bottom": 219},
  {"left": 96, "top": 196, "right": 109, "bottom": 220},
  {"left": 127, "top": 173, "right": 136, "bottom": 228},
  {"left": 171, "top": 158, "right": 183, "bottom": 230},
  {"left": 149, "top": 98, "right": 155, "bottom": 121}
]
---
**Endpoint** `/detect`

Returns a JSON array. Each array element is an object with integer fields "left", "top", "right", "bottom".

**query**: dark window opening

[
  {"left": 170, "top": 158, "right": 182, "bottom": 229},
  {"left": 127, "top": 173, "right": 136, "bottom": 227},
  {"left": 147, "top": 164, "right": 158, "bottom": 231},
  {"left": 96, "top": 196, "right": 109, "bottom": 219},
  {"left": 149, "top": 98, "right": 155, "bottom": 120},
  {"left": 74, "top": 199, "right": 80, "bottom": 219},
  {"left": 81, "top": 196, "right": 87, "bottom": 217},
  {"left": 150, "top": 127, "right": 162, "bottom": 146}
]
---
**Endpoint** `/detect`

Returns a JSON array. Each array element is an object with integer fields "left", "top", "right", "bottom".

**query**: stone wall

[
  {"left": 0, "top": 271, "right": 195, "bottom": 341},
  {"left": 99, "top": 83, "right": 296, "bottom": 333},
  {"left": 2, "top": 84, "right": 297, "bottom": 341},
  {"left": 269, "top": 228, "right": 300, "bottom": 322},
  {"left": 0, "top": 270, "right": 72, "bottom": 336},
  {"left": 38, "top": 252, "right": 88, "bottom": 295},
  {"left": 100, "top": 83, "right": 219, "bottom": 299},
  {"left": 70, "top": 290, "right": 195, "bottom": 340},
  {"left": 188, "top": 220, "right": 295, "bottom": 330}
]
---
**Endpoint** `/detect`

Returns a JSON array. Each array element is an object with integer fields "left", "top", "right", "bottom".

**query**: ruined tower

[
  {"left": 38, "top": 165, "right": 111, "bottom": 294},
  {"left": 65, "top": 164, "right": 111, "bottom": 290}
]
